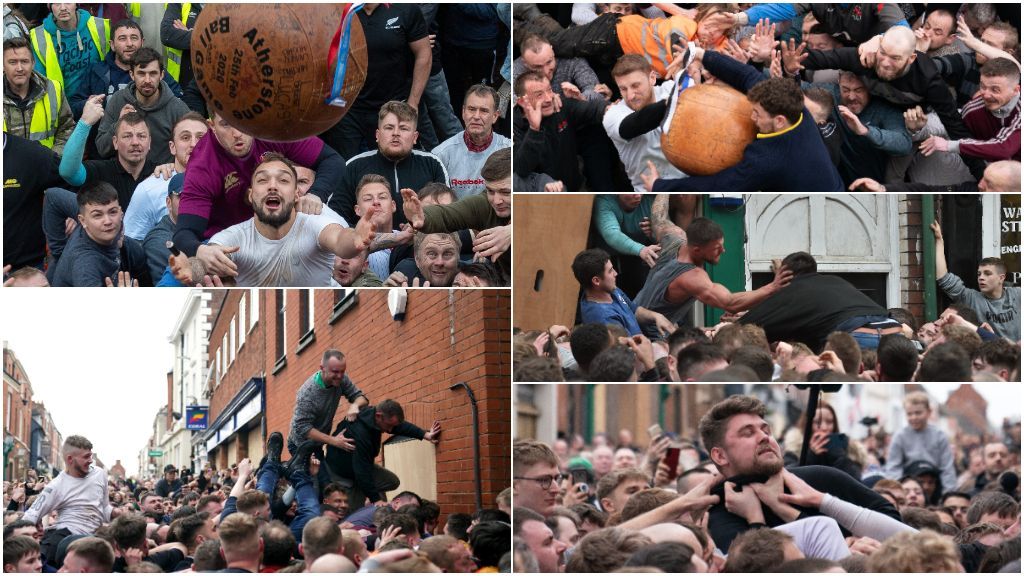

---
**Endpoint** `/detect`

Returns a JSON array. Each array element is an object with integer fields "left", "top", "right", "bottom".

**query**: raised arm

[
  {"left": 929, "top": 220, "right": 948, "bottom": 279},
  {"left": 649, "top": 194, "right": 684, "bottom": 244}
]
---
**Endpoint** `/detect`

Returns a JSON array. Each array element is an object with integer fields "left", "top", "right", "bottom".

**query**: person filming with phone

[{"left": 783, "top": 401, "right": 866, "bottom": 481}]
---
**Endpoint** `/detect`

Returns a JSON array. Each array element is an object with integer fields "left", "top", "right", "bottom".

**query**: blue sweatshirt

[{"left": 33, "top": 9, "right": 105, "bottom": 98}]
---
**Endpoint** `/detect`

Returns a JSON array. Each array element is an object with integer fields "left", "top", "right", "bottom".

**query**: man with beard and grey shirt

[{"left": 932, "top": 220, "right": 1020, "bottom": 341}]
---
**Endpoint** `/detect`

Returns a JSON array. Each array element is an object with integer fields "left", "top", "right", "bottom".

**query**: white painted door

[{"left": 744, "top": 194, "right": 899, "bottom": 305}]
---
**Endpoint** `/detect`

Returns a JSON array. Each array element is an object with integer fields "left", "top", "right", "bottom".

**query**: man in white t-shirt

[
  {"left": 602, "top": 54, "right": 686, "bottom": 191},
  {"left": 22, "top": 435, "right": 112, "bottom": 564},
  {"left": 169, "top": 153, "right": 376, "bottom": 287}
]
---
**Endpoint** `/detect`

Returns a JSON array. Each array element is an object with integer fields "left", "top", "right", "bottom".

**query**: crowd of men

[
  {"left": 3, "top": 350, "right": 512, "bottom": 572},
  {"left": 513, "top": 391, "right": 1021, "bottom": 572},
  {"left": 514, "top": 193, "right": 1021, "bottom": 383},
  {"left": 4, "top": 3, "right": 512, "bottom": 287},
  {"left": 512, "top": 3, "right": 1021, "bottom": 192}
]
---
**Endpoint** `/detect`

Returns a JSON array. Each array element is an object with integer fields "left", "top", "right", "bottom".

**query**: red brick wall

[
  {"left": 258, "top": 289, "right": 511, "bottom": 519},
  {"left": 208, "top": 291, "right": 266, "bottom": 421}
]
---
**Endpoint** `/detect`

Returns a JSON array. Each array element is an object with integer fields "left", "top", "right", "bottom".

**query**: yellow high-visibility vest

[
  {"left": 164, "top": 3, "right": 192, "bottom": 82},
  {"left": 2, "top": 76, "right": 65, "bottom": 149},
  {"left": 127, "top": 3, "right": 142, "bottom": 18},
  {"left": 29, "top": 16, "right": 110, "bottom": 91}
]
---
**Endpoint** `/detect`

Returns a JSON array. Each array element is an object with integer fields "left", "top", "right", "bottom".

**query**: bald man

[
  {"left": 851, "top": 159, "right": 1021, "bottom": 191},
  {"left": 787, "top": 26, "right": 971, "bottom": 146},
  {"left": 308, "top": 553, "right": 357, "bottom": 573}
]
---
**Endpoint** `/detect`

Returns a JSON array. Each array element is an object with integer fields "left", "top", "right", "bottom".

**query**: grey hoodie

[
  {"left": 937, "top": 272, "right": 1020, "bottom": 341},
  {"left": 95, "top": 80, "right": 190, "bottom": 164}
]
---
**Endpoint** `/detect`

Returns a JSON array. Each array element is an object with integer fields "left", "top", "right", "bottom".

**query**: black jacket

[
  {"left": 801, "top": 47, "right": 969, "bottom": 141},
  {"left": 512, "top": 98, "right": 604, "bottom": 192},
  {"left": 325, "top": 405, "right": 427, "bottom": 504},
  {"left": 708, "top": 465, "right": 900, "bottom": 552},
  {"left": 329, "top": 149, "right": 449, "bottom": 227}
]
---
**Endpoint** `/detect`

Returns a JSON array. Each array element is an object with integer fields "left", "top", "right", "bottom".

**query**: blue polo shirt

[{"left": 580, "top": 288, "right": 642, "bottom": 336}]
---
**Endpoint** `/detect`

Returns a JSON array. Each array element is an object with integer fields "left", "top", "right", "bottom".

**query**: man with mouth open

[
  {"left": 699, "top": 395, "right": 901, "bottom": 552},
  {"left": 170, "top": 153, "right": 376, "bottom": 287},
  {"left": 330, "top": 100, "right": 449, "bottom": 228}
]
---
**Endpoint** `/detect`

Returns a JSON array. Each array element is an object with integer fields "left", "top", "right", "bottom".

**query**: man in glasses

[{"left": 513, "top": 440, "right": 563, "bottom": 516}]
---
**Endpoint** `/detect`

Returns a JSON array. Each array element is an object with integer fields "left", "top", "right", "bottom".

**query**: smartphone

[
  {"left": 663, "top": 446, "right": 681, "bottom": 482},
  {"left": 826, "top": 433, "right": 849, "bottom": 453},
  {"left": 670, "top": 32, "right": 684, "bottom": 56},
  {"left": 648, "top": 423, "right": 664, "bottom": 441},
  {"left": 571, "top": 468, "right": 589, "bottom": 486}
]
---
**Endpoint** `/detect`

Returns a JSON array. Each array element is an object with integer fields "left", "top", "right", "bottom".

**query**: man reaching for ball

[
  {"left": 170, "top": 153, "right": 376, "bottom": 287},
  {"left": 642, "top": 47, "right": 844, "bottom": 192}
]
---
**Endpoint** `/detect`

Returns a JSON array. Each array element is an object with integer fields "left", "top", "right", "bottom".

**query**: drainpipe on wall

[
  {"left": 449, "top": 382, "right": 483, "bottom": 511},
  {"left": 922, "top": 195, "right": 938, "bottom": 322}
]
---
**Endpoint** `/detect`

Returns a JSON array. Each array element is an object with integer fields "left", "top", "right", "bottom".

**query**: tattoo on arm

[
  {"left": 368, "top": 232, "right": 410, "bottom": 253},
  {"left": 650, "top": 194, "right": 671, "bottom": 243}
]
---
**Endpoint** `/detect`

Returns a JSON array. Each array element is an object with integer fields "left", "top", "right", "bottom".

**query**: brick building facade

[
  {"left": 4, "top": 343, "right": 64, "bottom": 481},
  {"left": 199, "top": 289, "right": 510, "bottom": 519}
]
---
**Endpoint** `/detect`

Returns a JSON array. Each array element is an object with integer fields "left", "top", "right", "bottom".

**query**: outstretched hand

[
  {"left": 354, "top": 206, "right": 378, "bottom": 251},
  {"left": 640, "top": 160, "right": 661, "bottom": 192},
  {"left": 780, "top": 38, "right": 808, "bottom": 75},
  {"left": 400, "top": 188, "right": 425, "bottom": 229},
  {"left": 424, "top": 420, "right": 442, "bottom": 444}
]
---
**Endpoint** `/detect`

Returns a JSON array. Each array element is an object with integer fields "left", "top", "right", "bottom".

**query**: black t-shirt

[
  {"left": 83, "top": 157, "right": 157, "bottom": 212},
  {"left": 3, "top": 134, "right": 65, "bottom": 269},
  {"left": 112, "top": 549, "right": 185, "bottom": 573},
  {"left": 708, "top": 465, "right": 901, "bottom": 553},
  {"left": 737, "top": 273, "right": 887, "bottom": 351},
  {"left": 352, "top": 4, "right": 428, "bottom": 112}
]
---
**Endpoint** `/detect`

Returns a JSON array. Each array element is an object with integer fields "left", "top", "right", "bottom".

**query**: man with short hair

[
  {"left": 385, "top": 232, "right": 462, "bottom": 287},
  {"left": 602, "top": 54, "right": 685, "bottom": 191},
  {"left": 3, "top": 36, "right": 74, "bottom": 154},
  {"left": 573, "top": 248, "right": 677, "bottom": 338},
  {"left": 635, "top": 203, "right": 792, "bottom": 330},
  {"left": 58, "top": 537, "right": 115, "bottom": 573},
  {"left": 699, "top": 395, "right": 899, "bottom": 551},
  {"left": 58, "top": 98, "right": 154, "bottom": 210},
  {"left": 283, "top": 349, "right": 367, "bottom": 495},
  {"left": 419, "top": 534, "right": 478, "bottom": 573},
  {"left": 22, "top": 436, "right": 113, "bottom": 565},
  {"left": 300, "top": 517, "right": 343, "bottom": 570},
  {"left": 513, "top": 70, "right": 606, "bottom": 192},
  {"left": 340, "top": 529, "right": 367, "bottom": 568},
  {"left": 172, "top": 108, "right": 344, "bottom": 267},
  {"left": 790, "top": 26, "right": 972, "bottom": 145},
  {"left": 432, "top": 84, "right": 511, "bottom": 198},
  {"left": 972, "top": 339, "right": 1020, "bottom": 381},
  {"left": 821, "top": 71, "right": 912, "bottom": 185},
  {"left": 513, "top": 507, "right": 567, "bottom": 573},
  {"left": 217, "top": 513, "right": 263, "bottom": 573},
  {"left": 595, "top": 468, "right": 651, "bottom": 515},
  {"left": 348, "top": 174, "right": 415, "bottom": 281},
  {"left": 646, "top": 47, "right": 844, "bottom": 191},
  {"left": 402, "top": 147, "right": 511, "bottom": 274},
  {"left": 965, "top": 491, "right": 1020, "bottom": 530},
  {"left": 875, "top": 334, "right": 919, "bottom": 382},
  {"left": 331, "top": 100, "right": 449, "bottom": 227},
  {"left": 973, "top": 442, "right": 1010, "bottom": 494},
  {"left": 170, "top": 154, "right": 377, "bottom": 287},
  {"left": 320, "top": 400, "right": 441, "bottom": 509},
  {"left": 124, "top": 112, "right": 207, "bottom": 240},
  {"left": 331, "top": 251, "right": 382, "bottom": 288},
  {"left": 70, "top": 18, "right": 181, "bottom": 118},
  {"left": 852, "top": 159, "right": 1021, "bottom": 192},
  {"left": 513, "top": 440, "right": 562, "bottom": 517},
  {"left": 322, "top": 482, "right": 351, "bottom": 520},
  {"left": 918, "top": 57, "right": 1020, "bottom": 162},
  {"left": 915, "top": 9, "right": 967, "bottom": 58},
  {"left": 108, "top": 513, "right": 186, "bottom": 572},
  {"left": 51, "top": 182, "right": 149, "bottom": 287},
  {"left": 935, "top": 21, "right": 1020, "bottom": 108},
  {"left": 94, "top": 46, "right": 188, "bottom": 164},
  {"left": 3, "top": 536, "right": 42, "bottom": 573},
  {"left": 932, "top": 220, "right": 1020, "bottom": 340},
  {"left": 738, "top": 251, "right": 902, "bottom": 351}
]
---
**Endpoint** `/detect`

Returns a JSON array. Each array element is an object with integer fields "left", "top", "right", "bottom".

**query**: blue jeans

[
  {"left": 423, "top": 70, "right": 463, "bottom": 144},
  {"left": 257, "top": 460, "right": 319, "bottom": 542}
]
